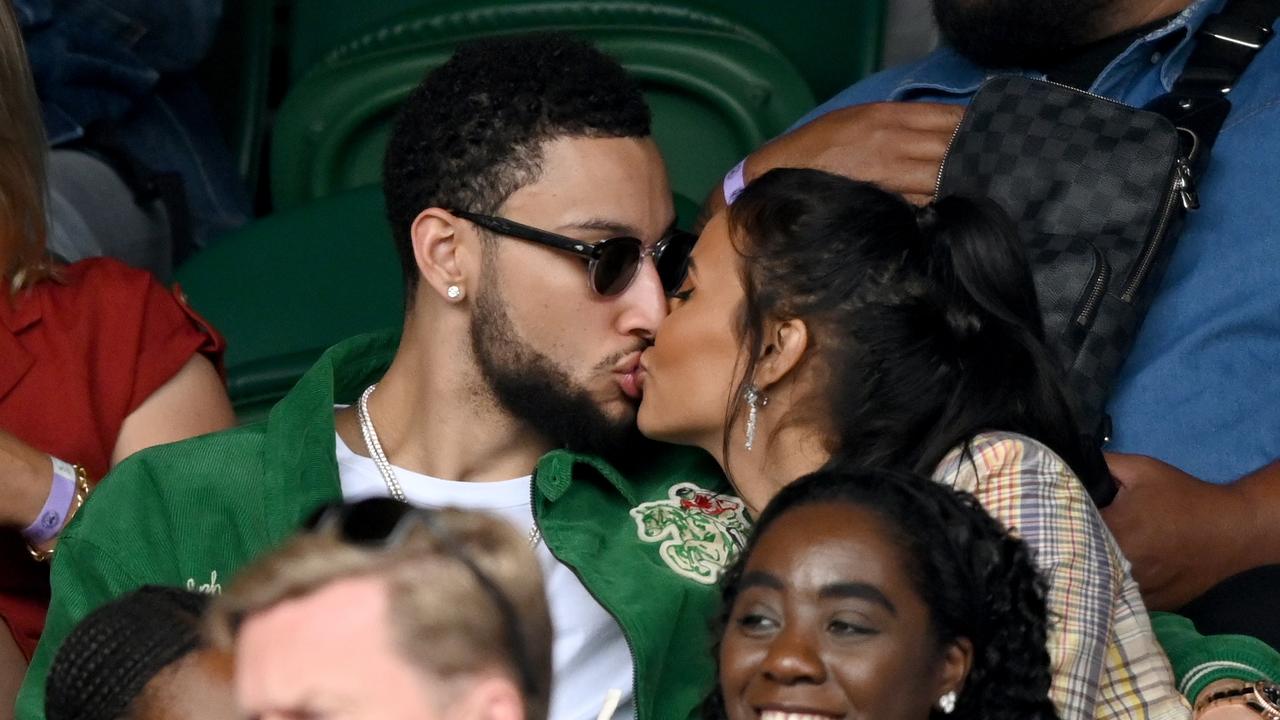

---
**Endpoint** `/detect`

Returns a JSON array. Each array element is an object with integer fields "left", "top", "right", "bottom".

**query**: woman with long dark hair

[
  {"left": 708, "top": 466, "right": 1059, "bottom": 720},
  {"left": 638, "top": 168, "right": 1190, "bottom": 719}
]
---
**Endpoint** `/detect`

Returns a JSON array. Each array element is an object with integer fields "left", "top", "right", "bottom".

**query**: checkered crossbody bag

[{"left": 937, "top": 0, "right": 1278, "bottom": 475}]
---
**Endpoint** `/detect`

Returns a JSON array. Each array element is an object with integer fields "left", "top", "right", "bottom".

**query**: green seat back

[
  {"left": 175, "top": 185, "right": 403, "bottom": 420},
  {"left": 287, "top": 0, "right": 886, "bottom": 102},
  {"left": 270, "top": 4, "right": 816, "bottom": 214},
  {"left": 667, "top": 0, "right": 885, "bottom": 101},
  {"left": 198, "top": 0, "right": 277, "bottom": 194}
]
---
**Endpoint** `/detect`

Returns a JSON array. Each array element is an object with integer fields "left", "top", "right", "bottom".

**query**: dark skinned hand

[
  {"left": 748, "top": 101, "right": 965, "bottom": 205},
  {"left": 1102, "top": 452, "right": 1254, "bottom": 611}
]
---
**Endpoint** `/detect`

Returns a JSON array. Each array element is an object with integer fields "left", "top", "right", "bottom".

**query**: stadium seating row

[{"left": 183, "top": 0, "right": 888, "bottom": 419}]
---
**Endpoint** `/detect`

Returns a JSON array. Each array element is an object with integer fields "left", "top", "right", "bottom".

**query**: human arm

[
  {"left": 11, "top": 445, "right": 198, "bottom": 720},
  {"left": 0, "top": 431, "right": 60, "bottom": 532},
  {"left": 1152, "top": 611, "right": 1280, "bottom": 719},
  {"left": 1, "top": 624, "right": 25, "bottom": 720},
  {"left": 1, "top": 354, "right": 232, "bottom": 553},
  {"left": 1102, "top": 454, "right": 1280, "bottom": 611},
  {"left": 110, "top": 354, "right": 235, "bottom": 464},
  {"left": 697, "top": 101, "right": 965, "bottom": 228},
  {"left": 956, "top": 437, "right": 1118, "bottom": 720}
]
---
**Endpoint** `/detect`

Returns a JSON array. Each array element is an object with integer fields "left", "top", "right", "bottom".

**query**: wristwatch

[{"left": 1195, "top": 681, "right": 1280, "bottom": 719}]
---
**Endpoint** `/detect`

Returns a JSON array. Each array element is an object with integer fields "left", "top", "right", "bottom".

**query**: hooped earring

[
  {"left": 446, "top": 285, "right": 464, "bottom": 300},
  {"left": 937, "top": 691, "right": 957, "bottom": 714},
  {"left": 743, "top": 385, "right": 769, "bottom": 451}
]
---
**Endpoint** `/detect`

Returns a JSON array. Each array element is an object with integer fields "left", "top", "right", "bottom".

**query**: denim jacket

[
  {"left": 17, "top": 0, "right": 249, "bottom": 250},
  {"left": 804, "top": 0, "right": 1280, "bottom": 483}
]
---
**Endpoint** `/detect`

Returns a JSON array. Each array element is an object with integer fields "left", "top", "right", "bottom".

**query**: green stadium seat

[
  {"left": 286, "top": 0, "right": 887, "bottom": 102},
  {"left": 269, "top": 3, "right": 817, "bottom": 213},
  {"left": 198, "top": 0, "right": 278, "bottom": 196},
  {"left": 675, "top": 0, "right": 886, "bottom": 102},
  {"left": 174, "top": 185, "right": 403, "bottom": 421}
]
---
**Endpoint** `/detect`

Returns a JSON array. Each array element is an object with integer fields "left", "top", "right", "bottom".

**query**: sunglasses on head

[
  {"left": 451, "top": 210, "right": 696, "bottom": 297},
  {"left": 305, "top": 498, "right": 539, "bottom": 698}
]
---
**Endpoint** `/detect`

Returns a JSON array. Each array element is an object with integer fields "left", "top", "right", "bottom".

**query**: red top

[{"left": 0, "top": 258, "right": 225, "bottom": 659}]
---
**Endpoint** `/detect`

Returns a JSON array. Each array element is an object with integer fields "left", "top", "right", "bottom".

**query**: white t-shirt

[{"left": 336, "top": 433, "right": 636, "bottom": 720}]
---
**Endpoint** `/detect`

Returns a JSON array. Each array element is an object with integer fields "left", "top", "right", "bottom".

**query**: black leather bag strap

[{"left": 1147, "top": 0, "right": 1280, "bottom": 171}]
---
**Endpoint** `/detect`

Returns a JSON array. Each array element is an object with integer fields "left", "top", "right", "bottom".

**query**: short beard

[
  {"left": 470, "top": 275, "right": 641, "bottom": 458},
  {"left": 932, "top": 0, "right": 1114, "bottom": 68}
]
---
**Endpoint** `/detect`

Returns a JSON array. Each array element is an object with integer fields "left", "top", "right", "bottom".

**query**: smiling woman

[{"left": 707, "top": 467, "right": 1059, "bottom": 720}]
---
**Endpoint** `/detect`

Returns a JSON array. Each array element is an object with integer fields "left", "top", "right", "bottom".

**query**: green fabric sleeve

[
  {"left": 13, "top": 449, "right": 184, "bottom": 720},
  {"left": 15, "top": 534, "right": 142, "bottom": 720},
  {"left": 1154, "top": 611, "right": 1280, "bottom": 703}
]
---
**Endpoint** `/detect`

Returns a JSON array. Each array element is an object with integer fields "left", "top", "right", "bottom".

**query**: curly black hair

[
  {"left": 706, "top": 467, "right": 1060, "bottom": 720},
  {"left": 382, "top": 32, "right": 651, "bottom": 305},
  {"left": 46, "top": 585, "right": 211, "bottom": 720}
]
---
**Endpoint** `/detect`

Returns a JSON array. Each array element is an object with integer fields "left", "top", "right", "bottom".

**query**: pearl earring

[
  {"left": 743, "top": 385, "right": 768, "bottom": 451},
  {"left": 937, "top": 691, "right": 957, "bottom": 714},
  {"left": 446, "top": 285, "right": 463, "bottom": 300}
]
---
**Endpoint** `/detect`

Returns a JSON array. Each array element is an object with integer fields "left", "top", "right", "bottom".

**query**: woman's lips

[{"left": 758, "top": 710, "right": 843, "bottom": 720}]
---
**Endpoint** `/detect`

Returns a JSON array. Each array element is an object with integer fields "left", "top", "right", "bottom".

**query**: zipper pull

[{"left": 1176, "top": 158, "right": 1199, "bottom": 211}]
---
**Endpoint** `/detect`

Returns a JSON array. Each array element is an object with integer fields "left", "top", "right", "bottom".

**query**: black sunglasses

[
  {"left": 452, "top": 210, "right": 696, "bottom": 297},
  {"left": 305, "top": 498, "right": 540, "bottom": 697}
]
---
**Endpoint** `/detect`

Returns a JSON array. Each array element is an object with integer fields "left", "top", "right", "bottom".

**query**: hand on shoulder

[{"left": 748, "top": 101, "right": 964, "bottom": 205}]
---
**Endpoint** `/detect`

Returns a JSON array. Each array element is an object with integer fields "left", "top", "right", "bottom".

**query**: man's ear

[
  {"left": 753, "top": 317, "right": 809, "bottom": 391},
  {"left": 410, "top": 208, "right": 475, "bottom": 304},
  {"left": 453, "top": 676, "right": 526, "bottom": 720},
  {"left": 934, "top": 637, "right": 973, "bottom": 709}
]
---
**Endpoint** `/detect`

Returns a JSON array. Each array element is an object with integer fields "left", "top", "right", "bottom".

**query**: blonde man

[{"left": 208, "top": 499, "right": 553, "bottom": 720}]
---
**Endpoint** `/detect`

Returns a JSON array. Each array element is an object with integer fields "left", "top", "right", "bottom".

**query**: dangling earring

[
  {"left": 937, "top": 691, "right": 957, "bottom": 714},
  {"left": 446, "top": 285, "right": 464, "bottom": 300},
  {"left": 743, "top": 385, "right": 768, "bottom": 451}
]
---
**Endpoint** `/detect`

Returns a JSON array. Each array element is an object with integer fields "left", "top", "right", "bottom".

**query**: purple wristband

[
  {"left": 722, "top": 158, "right": 748, "bottom": 205},
  {"left": 21, "top": 457, "right": 77, "bottom": 546}
]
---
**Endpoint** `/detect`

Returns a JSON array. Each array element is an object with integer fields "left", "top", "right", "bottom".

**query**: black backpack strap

[{"left": 1147, "top": 0, "right": 1280, "bottom": 171}]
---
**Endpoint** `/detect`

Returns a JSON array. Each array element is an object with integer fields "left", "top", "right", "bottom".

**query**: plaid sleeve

[{"left": 953, "top": 435, "right": 1115, "bottom": 720}]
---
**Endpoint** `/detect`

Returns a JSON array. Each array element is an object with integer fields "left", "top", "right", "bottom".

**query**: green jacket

[
  {"left": 17, "top": 331, "right": 748, "bottom": 720},
  {"left": 1153, "top": 611, "right": 1280, "bottom": 701}
]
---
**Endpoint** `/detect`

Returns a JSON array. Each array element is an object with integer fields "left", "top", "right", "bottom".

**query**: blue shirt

[{"left": 803, "top": 0, "right": 1280, "bottom": 483}]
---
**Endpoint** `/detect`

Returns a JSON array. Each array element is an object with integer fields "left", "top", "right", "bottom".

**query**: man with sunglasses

[{"left": 18, "top": 32, "right": 743, "bottom": 720}]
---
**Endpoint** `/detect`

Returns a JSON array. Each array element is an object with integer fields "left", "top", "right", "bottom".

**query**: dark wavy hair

[
  {"left": 724, "top": 168, "right": 1111, "bottom": 504},
  {"left": 706, "top": 467, "right": 1059, "bottom": 720},
  {"left": 382, "top": 32, "right": 651, "bottom": 306}
]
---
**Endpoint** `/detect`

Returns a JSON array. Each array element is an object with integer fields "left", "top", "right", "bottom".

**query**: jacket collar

[
  {"left": 258, "top": 330, "right": 644, "bottom": 532},
  {"left": 888, "top": 0, "right": 1224, "bottom": 100},
  {"left": 259, "top": 331, "right": 397, "bottom": 535}
]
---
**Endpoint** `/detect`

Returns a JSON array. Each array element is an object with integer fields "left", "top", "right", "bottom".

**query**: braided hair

[
  {"left": 705, "top": 467, "right": 1060, "bottom": 720},
  {"left": 46, "top": 585, "right": 211, "bottom": 720}
]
